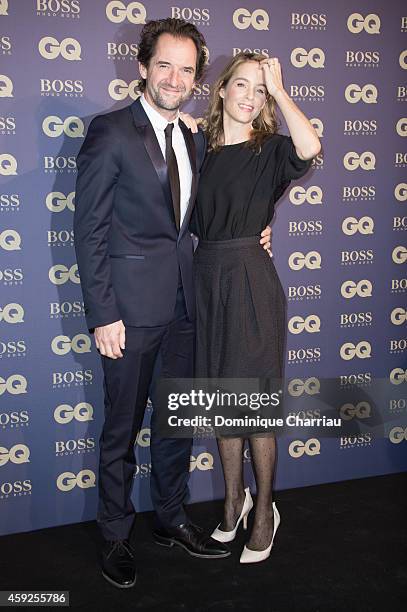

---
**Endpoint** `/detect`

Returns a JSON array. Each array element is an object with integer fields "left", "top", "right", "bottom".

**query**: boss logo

[
  {"left": 290, "top": 85, "right": 325, "bottom": 100},
  {"left": 0, "top": 0, "right": 8, "bottom": 16},
  {"left": 342, "top": 185, "right": 375, "bottom": 201},
  {"left": 402, "top": 17, "right": 407, "bottom": 32},
  {"left": 399, "top": 50, "right": 407, "bottom": 70},
  {"left": 393, "top": 217, "right": 407, "bottom": 231},
  {"left": 40, "top": 79, "right": 83, "bottom": 97},
  {"left": 192, "top": 83, "right": 210, "bottom": 99},
  {"left": 0, "top": 340, "right": 26, "bottom": 358},
  {"left": 233, "top": 47, "right": 269, "bottom": 57},
  {"left": 0, "top": 230, "right": 21, "bottom": 251},
  {"left": 0, "top": 303, "right": 24, "bottom": 324},
  {"left": 340, "top": 312, "right": 373, "bottom": 327},
  {"left": 344, "top": 120, "right": 377, "bottom": 135},
  {"left": 291, "top": 13, "right": 327, "bottom": 30},
  {"left": 389, "top": 368, "right": 407, "bottom": 384},
  {"left": 43, "top": 156, "right": 76, "bottom": 172},
  {"left": 38, "top": 36, "right": 81, "bottom": 60},
  {"left": 55, "top": 438, "right": 95, "bottom": 454},
  {"left": 288, "top": 284, "right": 322, "bottom": 301},
  {"left": 289, "top": 439, "right": 320, "bottom": 458},
  {"left": 310, "top": 118, "right": 323, "bottom": 137},
  {"left": 392, "top": 246, "right": 407, "bottom": 264},
  {"left": 57, "top": 469, "right": 95, "bottom": 491},
  {"left": 47, "top": 230, "right": 74, "bottom": 246},
  {"left": 389, "top": 426, "right": 407, "bottom": 444},
  {"left": 288, "top": 220, "right": 323, "bottom": 235},
  {"left": 287, "top": 377, "right": 320, "bottom": 396},
  {"left": 0, "top": 444, "right": 30, "bottom": 467},
  {"left": 345, "top": 83, "right": 378, "bottom": 103},
  {"left": 52, "top": 368, "right": 93, "bottom": 387},
  {"left": 0, "top": 410, "right": 29, "bottom": 427},
  {"left": 42, "top": 116, "right": 84, "bottom": 138},
  {"left": 170, "top": 7, "right": 210, "bottom": 24},
  {"left": 288, "top": 315, "right": 320, "bottom": 334},
  {"left": 48, "top": 264, "right": 80, "bottom": 285},
  {"left": 0, "top": 117, "right": 16, "bottom": 133},
  {"left": 0, "top": 268, "right": 23, "bottom": 285},
  {"left": 134, "top": 462, "right": 152, "bottom": 477},
  {"left": 340, "top": 372, "right": 371, "bottom": 386},
  {"left": 0, "top": 75, "right": 13, "bottom": 97},
  {"left": 341, "top": 249, "right": 374, "bottom": 265},
  {"left": 232, "top": 8, "right": 269, "bottom": 31},
  {"left": 288, "top": 251, "right": 321, "bottom": 271},
  {"left": 395, "top": 183, "right": 407, "bottom": 202},
  {"left": 345, "top": 50, "right": 380, "bottom": 66},
  {"left": 287, "top": 347, "right": 321, "bottom": 363},
  {"left": 311, "top": 154, "right": 324, "bottom": 169},
  {"left": 190, "top": 452, "right": 214, "bottom": 471},
  {"left": 51, "top": 333, "right": 91, "bottom": 355},
  {"left": 291, "top": 48, "right": 325, "bottom": 69},
  {"left": 339, "top": 434, "right": 372, "bottom": 447},
  {"left": 397, "top": 86, "right": 407, "bottom": 101},
  {"left": 0, "top": 35, "right": 11, "bottom": 53},
  {"left": 341, "top": 280, "right": 372, "bottom": 299},
  {"left": 342, "top": 216, "right": 374, "bottom": 235},
  {"left": 46, "top": 191, "right": 75, "bottom": 213},
  {"left": 107, "top": 42, "right": 139, "bottom": 60},
  {"left": 390, "top": 307, "right": 407, "bottom": 325},
  {"left": 396, "top": 118, "right": 407, "bottom": 137},
  {"left": 390, "top": 339, "right": 407, "bottom": 353},
  {"left": 340, "top": 341, "right": 371, "bottom": 360},
  {"left": 289, "top": 186, "right": 323, "bottom": 206},
  {"left": 339, "top": 402, "right": 371, "bottom": 420},
  {"left": 36, "top": 0, "right": 80, "bottom": 16},
  {"left": 54, "top": 402, "right": 93, "bottom": 424},
  {"left": 391, "top": 278, "right": 407, "bottom": 292},
  {"left": 49, "top": 301, "right": 84, "bottom": 318},
  {"left": 343, "top": 151, "right": 375, "bottom": 171},
  {"left": 395, "top": 153, "right": 407, "bottom": 166},
  {"left": 0, "top": 194, "right": 19, "bottom": 209},
  {"left": 108, "top": 79, "right": 140, "bottom": 101},
  {"left": 105, "top": 1, "right": 146, "bottom": 24},
  {"left": 136, "top": 427, "right": 150, "bottom": 447},
  {"left": 0, "top": 374, "right": 27, "bottom": 395},
  {"left": 347, "top": 13, "right": 380, "bottom": 34}
]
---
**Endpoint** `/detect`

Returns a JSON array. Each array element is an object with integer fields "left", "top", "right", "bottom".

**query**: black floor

[{"left": 0, "top": 473, "right": 406, "bottom": 611}]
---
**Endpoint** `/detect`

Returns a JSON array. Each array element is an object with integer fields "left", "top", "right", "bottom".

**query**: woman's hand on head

[{"left": 260, "top": 57, "right": 284, "bottom": 98}]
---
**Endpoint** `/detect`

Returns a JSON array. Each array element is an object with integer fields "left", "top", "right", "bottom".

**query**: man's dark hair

[{"left": 138, "top": 17, "right": 207, "bottom": 91}]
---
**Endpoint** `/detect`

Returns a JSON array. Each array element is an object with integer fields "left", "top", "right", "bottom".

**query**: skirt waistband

[{"left": 197, "top": 235, "right": 261, "bottom": 250}]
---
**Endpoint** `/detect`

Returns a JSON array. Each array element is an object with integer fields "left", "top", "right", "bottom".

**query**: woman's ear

[{"left": 219, "top": 87, "right": 225, "bottom": 99}]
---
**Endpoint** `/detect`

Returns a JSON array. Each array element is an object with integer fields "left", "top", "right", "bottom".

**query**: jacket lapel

[{"left": 178, "top": 120, "right": 199, "bottom": 239}]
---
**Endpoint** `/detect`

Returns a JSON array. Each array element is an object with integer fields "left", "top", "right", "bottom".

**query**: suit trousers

[{"left": 97, "top": 284, "right": 194, "bottom": 541}]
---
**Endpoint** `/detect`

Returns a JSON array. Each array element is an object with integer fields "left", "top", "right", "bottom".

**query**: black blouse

[{"left": 192, "top": 134, "right": 313, "bottom": 241}]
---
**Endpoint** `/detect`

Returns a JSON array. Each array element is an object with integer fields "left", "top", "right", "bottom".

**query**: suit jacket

[{"left": 73, "top": 98, "right": 206, "bottom": 330}]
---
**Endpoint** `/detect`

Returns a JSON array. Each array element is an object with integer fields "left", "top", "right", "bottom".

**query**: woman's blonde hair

[{"left": 204, "top": 52, "right": 279, "bottom": 152}]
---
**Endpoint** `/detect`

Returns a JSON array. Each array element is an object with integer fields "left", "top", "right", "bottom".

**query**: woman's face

[{"left": 220, "top": 60, "right": 267, "bottom": 126}]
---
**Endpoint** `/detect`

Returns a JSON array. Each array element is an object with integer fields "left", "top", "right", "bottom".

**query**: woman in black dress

[{"left": 189, "top": 52, "right": 321, "bottom": 563}]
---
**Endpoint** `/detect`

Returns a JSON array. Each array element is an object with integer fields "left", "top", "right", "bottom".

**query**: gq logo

[
  {"left": 288, "top": 251, "right": 322, "bottom": 270},
  {"left": 49, "top": 264, "right": 80, "bottom": 284},
  {"left": 289, "top": 439, "right": 320, "bottom": 458},
  {"left": 339, "top": 402, "right": 371, "bottom": 420},
  {"left": 396, "top": 118, "right": 407, "bottom": 137},
  {"left": 108, "top": 79, "right": 140, "bottom": 101},
  {"left": 0, "top": 444, "right": 30, "bottom": 467},
  {"left": 341, "top": 280, "right": 372, "bottom": 299},
  {"left": 0, "top": 75, "right": 13, "bottom": 97},
  {"left": 399, "top": 50, "right": 407, "bottom": 70},
  {"left": 395, "top": 183, "right": 407, "bottom": 201},
  {"left": 288, "top": 315, "right": 321, "bottom": 334},
  {"left": 46, "top": 191, "right": 75, "bottom": 212},
  {"left": 340, "top": 341, "right": 371, "bottom": 360},
  {"left": 51, "top": 334, "right": 91, "bottom": 355},
  {"left": 287, "top": 377, "right": 320, "bottom": 396},
  {"left": 342, "top": 216, "right": 374, "bottom": 235},
  {"left": 289, "top": 186, "right": 323, "bottom": 205},
  {"left": 310, "top": 118, "right": 323, "bottom": 137},
  {"left": 0, "top": 230, "right": 21, "bottom": 251},
  {"left": 392, "top": 246, "right": 407, "bottom": 264},
  {"left": 0, "top": 303, "right": 24, "bottom": 324},
  {"left": 38, "top": 36, "right": 82, "bottom": 60},
  {"left": 347, "top": 13, "right": 380, "bottom": 34},
  {"left": 0, "top": 374, "right": 27, "bottom": 395},
  {"left": 343, "top": 151, "right": 375, "bottom": 171},
  {"left": 389, "top": 426, "right": 407, "bottom": 444},
  {"left": 54, "top": 402, "right": 94, "bottom": 424},
  {"left": 190, "top": 452, "right": 214, "bottom": 471},
  {"left": 0, "top": 154, "right": 17, "bottom": 176},
  {"left": 57, "top": 469, "right": 96, "bottom": 491},
  {"left": 106, "top": 1, "right": 146, "bottom": 23},
  {"left": 0, "top": 0, "right": 8, "bottom": 15},
  {"left": 345, "top": 84, "right": 377, "bottom": 104},
  {"left": 42, "top": 116, "right": 84, "bottom": 138},
  {"left": 232, "top": 8, "right": 269, "bottom": 30},
  {"left": 391, "top": 307, "right": 407, "bottom": 325},
  {"left": 136, "top": 427, "right": 150, "bottom": 447},
  {"left": 291, "top": 48, "right": 325, "bottom": 68},
  {"left": 390, "top": 368, "right": 407, "bottom": 384}
]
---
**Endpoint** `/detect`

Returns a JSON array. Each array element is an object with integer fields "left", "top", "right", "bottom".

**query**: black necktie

[{"left": 164, "top": 122, "right": 181, "bottom": 230}]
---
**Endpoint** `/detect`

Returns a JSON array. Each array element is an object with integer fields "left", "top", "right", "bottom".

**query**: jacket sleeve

[{"left": 73, "top": 114, "right": 122, "bottom": 331}]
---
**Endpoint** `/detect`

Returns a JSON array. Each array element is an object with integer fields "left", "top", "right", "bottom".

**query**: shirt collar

[{"left": 140, "top": 94, "right": 179, "bottom": 131}]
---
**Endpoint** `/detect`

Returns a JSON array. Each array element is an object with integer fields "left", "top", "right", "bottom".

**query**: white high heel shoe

[
  {"left": 211, "top": 487, "right": 253, "bottom": 543},
  {"left": 239, "top": 502, "right": 280, "bottom": 564}
]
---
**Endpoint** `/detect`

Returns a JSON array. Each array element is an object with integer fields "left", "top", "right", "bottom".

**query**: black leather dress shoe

[
  {"left": 153, "top": 523, "right": 231, "bottom": 559},
  {"left": 101, "top": 539, "right": 137, "bottom": 588}
]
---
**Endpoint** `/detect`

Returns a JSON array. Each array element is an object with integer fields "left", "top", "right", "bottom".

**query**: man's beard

[{"left": 147, "top": 81, "right": 189, "bottom": 111}]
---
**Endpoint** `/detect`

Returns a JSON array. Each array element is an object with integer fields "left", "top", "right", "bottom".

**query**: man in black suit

[{"left": 74, "top": 18, "right": 230, "bottom": 589}]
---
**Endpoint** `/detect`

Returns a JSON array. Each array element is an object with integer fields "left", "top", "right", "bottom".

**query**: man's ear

[{"left": 138, "top": 62, "right": 147, "bottom": 79}]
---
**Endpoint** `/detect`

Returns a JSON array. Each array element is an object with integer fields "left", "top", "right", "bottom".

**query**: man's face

[{"left": 139, "top": 33, "right": 197, "bottom": 115}]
